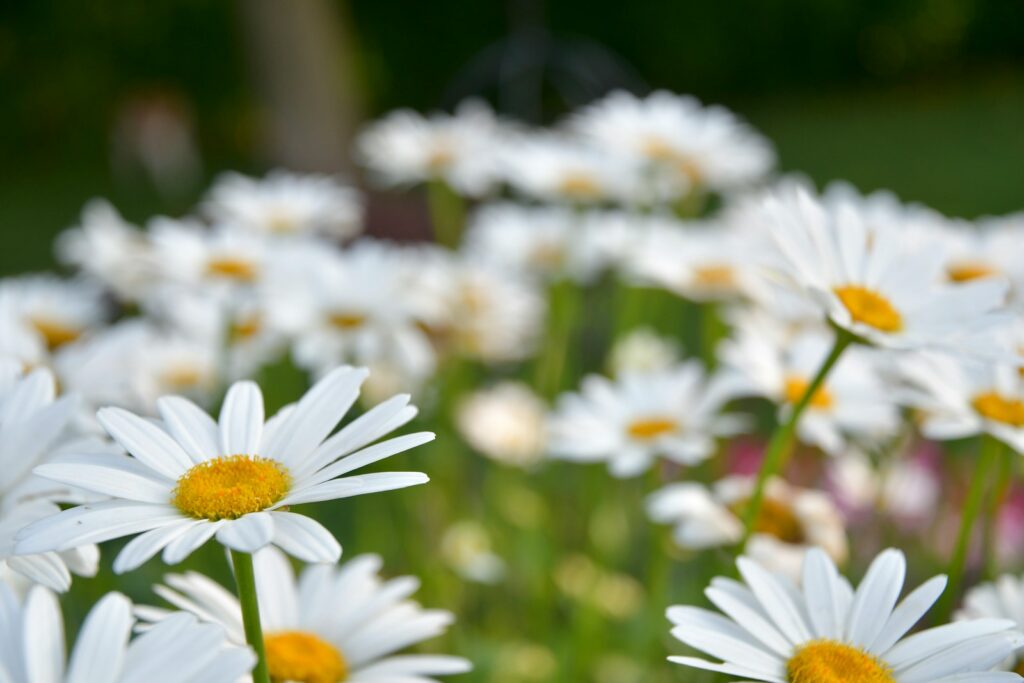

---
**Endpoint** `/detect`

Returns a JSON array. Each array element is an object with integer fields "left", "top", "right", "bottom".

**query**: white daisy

[
  {"left": 0, "top": 363, "right": 100, "bottom": 592},
  {"left": 669, "top": 546, "right": 1024, "bottom": 681},
  {"left": 648, "top": 476, "right": 847, "bottom": 580},
  {"left": 136, "top": 546, "right": 471, "bottom": 682},
  {"left": 547, "top": 362, "right": 745, "bottom": 477},
  {"left": 497, "top": 133, "right": 640, "bottom": 205},
  {"left": 828, "top": 449, "right": 940, "bottom": 526},
  {"left": 571, "top": 89, "right": 775, "bottom": 197},
  {"left": 898, "top": 350, "right": 1024, "bottom": 453},
  {"left": 0, "top": 583, "right": 254, "bottom": 682},
  {"left": 356, "top": 99, "right": 508, "bottom": 197},
  {"left": 958, "top": 574, "right": 1024, "bottom": 673},
  {"left": 720, "top": 322, "right": 902, "bottom": 455},
  {"left": 456, "top": 382, "right": 547, "bottom": 468},
  {"left": 16, "top": 366, "right": 431, "bottom": 572},
  {"left": 203, "top": 170, "right": 363, "bottom": 239},
  {"left": 0, "top": 275, "right": 108, "bottom": 357},
  {"left": 149, "top": 219, "right": 269, "bottom": 295},
  {"left": 761, "top": 185, "right": 1011, "bottom": 353},
  {"left": 606, "top": 327, "right": 681, "bottom": 377},
  {"left": 56, "top": 199, "right": 157, "bottom": 302}
]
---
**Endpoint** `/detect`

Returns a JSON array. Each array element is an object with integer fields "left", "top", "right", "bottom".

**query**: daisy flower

[
  {"left": 958, "top": 574, "right": 1024, "bottom": 672},
  {"left": 16, "top": 366, "right": 431, "bottom": 572},
  {"left": 606, "top": 327, "right": 680, "bottom": 377},
  {"left": 149, "top": 219, "right": 270, "bottom": 295},
  {"left": 648, "top": 476, "right": 847, "bottom": 580},
  {"left": 136, "top": 546, "right": 471, "bottom": 682},
  {"left": 761, "top": 185, "right": 1011, "bottom": 353},
  {"left": 720, "top": 322, "right": 902, "bottom": 455},
  {"left": 355, "top": 99, "right": 508, "bottom": 197},
  {"left": 0, "top": 583, "right": 254, "bottom": 682},
  {"left": 898, "top": 350, "right": 1024, "bottom": 453},
  {"left": 0, "top": 363, "right": 99, "bottom": 592},
  {"left": 203, "top": 170, "right": 363, "bottom": 239},
  {"left": 571, "top": 90, "right": 775, "bottom": 196},
  {"left": 456, "top": 382, "right": 547, "bottom": 468},
  {"left": 0, "top": 275, "right": 108, "bottom": 356},
  {"left": 668, "top": 546, "right": 1024, "bottom": 681},
  {"left": 547, "top": 362, "right": 745, "bottom": 477}
]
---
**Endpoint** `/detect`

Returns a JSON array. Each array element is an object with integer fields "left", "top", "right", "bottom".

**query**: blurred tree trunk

[{"left": 236, "top": 0, "right": 362, "bottom": 174}]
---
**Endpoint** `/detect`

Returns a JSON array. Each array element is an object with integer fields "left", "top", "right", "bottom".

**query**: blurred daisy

[
  {"left": 720, "top": 323, "right": 901, "bottom": 455},
  {"left": 56, "top": 199, "right": 157, "bottom": 302},
  {"left": 498, "top": 133, "right": 639, "bottom": 205},
  {"left": 548, "top": 362, "right": 745, "bottom": 477},
  {"left": 0, "top": 275, "right": 108, "bottom": 356},
  {"left": 138, "top": 547, "right": 471, "bottom": 682},
  {"left": 456, "top": 382, "right": 547, "bottom": 468},
  {"left": 958, "top": 574, "right": 1024, "bottom": 672},
  {"left": 669, "top": 547, "right": 1024, "bottom": 681},
  {"left": 572, "top": 90, "right": 775, "bottom": 197},
  {"left": 356, "top": 99, "right": 508, "bottom": 197},
  {"left": 762, "top": 186, "right": 1010, "bottom": 352},
  {"left": 606, "top": 327, "right": 680, "bottom": 377},
  {"left": 204, "top": 170, "right": 363, "bottom": 239},
  {"left": 149, "top": 219, "right": 269, "bottom": 295},
  {"left": 441, "top": 519, "right": 506, "bottom": 584},
  {"left": 899, "top": 351, "right": 1024, "bottom": 453},
  {"left": 647, "top": 476, "right": 847, "bottom": 580},
  {"left": 0, "top": 583, "right": 254, "bottom": 682},
  {"left": 0, "top": 364, "right": 98, "bottom": 592},
  {"left": 829, "top": 448, "right": 940, "bottom": 527},
  {"left": 17, "top": 367, "right": 431, "bottom": 571}
]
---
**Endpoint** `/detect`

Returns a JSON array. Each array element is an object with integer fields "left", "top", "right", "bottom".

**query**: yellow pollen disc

[
  {"left": 231, "top": 315, "right": 262, "bottom": 341},
  {"left": 948, "top": 261, "right": 997, "bottom": 282},
  {"left": 1014, "top": 659, "right": 1024, "bottom": 676},
  {"left": 558, "top": 173, "right": 602, "bottom": 199},
  {"left": 173, "top": 455, "right": 291, "bottom": 521},
  {"left": 972, "top": 391, "right": 1024, "bottom": 427},
  {"left": 265, "top": 631, "right": 347, "bottom": 683},
  {"left": 787, "top": 640, "right": 894, "bottom": 683},
  {"left": 328, "top": 312, "right": 366, "bottom": 330},
  {"left": 833, "top": 285, "right": 903, "bottom": 333},
  {"left": 267, "top": 212, "right": 297, "bottom": 234},
  {"left": 641, "top": 136, "right": 677, "bottom": 162},
  {"left": 29, "top": 316, "right": 82, "bottom": 350},
  {"left": 783, "top": 376, "right": 834, "bottom": 410},
  {"left": 732, "top": 497, "right": 805, "bottom": 544},
  {"left": 427, "top": 146, "right": 455, "bottom": 171},
  {"left": 206, "top": 256, "right": 258, "bottom": 282},
  {"left": 162, "top": 365, "right": 205, "bottom": 390},
  {"left": 693, "top": 265, "right": 735, "bottom": 289},
  {"left": 627, "top": 417, "right": 679, "bottom": 441},
  {"left": 530, "top": 243, "right": 567, "bottom": 269}
]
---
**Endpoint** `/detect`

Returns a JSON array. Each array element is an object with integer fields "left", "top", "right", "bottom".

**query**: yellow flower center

[
  {"left": 328, "top": 312, "right": 366, "bottom": 330},
  {"left": 693, "top": 265, "right": 735, "bottom": 289},
  {"left": 833, "top": 285, "right": 903, "bottom": 333},
  {"left": 948, "top": 261, "right": 997, "bottom": 282},
  {"left": 641, "top": 137, "right": 702, "bottom": 184},
  {"left": 530, "top": 243, "right": 567, "bottom": 269},
  {"left": 972, "top": 391, "right": 1024, "bottom": 427},
  {"left": 787, "top": 640, "right": 894, "bottom": 683},
  {"left": 231, "top": 315, "right": 262, "bottom": 341},
  {"left": 266, "top": 212, "right": 298, "bottom": 234},
  {"left": 626, "top": 417, "right": 679, "bottom": 441},
  {"left": 265, "top": 631, "right": 347, "bottom": 683},
  {"left": 1014, "top": 658, "right": 1024, "bottom": 676},
  {"left": 173, "top": 455, "right": 291, "bottom": 520},
  {"left": 206, "top": 256, "right": 258, "bottom": 282},
  {"left": 732, "top": 497, "right": 805, "bottom": 544},
  {"left": 29, "top": 316, "right": 82, "bottom": 350},
  {"left": 783, "top": 376, "right": 834, "bottom": 410},
  {"left": 427, "top": 146, "right": 455, "bottom": 171},
  {"left": 558, "top": 172, "right": 602, "bottom": 200}
]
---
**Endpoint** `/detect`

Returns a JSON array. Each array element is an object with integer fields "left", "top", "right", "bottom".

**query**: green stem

[
  {"left": 427, "top": 179, "right": 465, "bottom": 249},
  {"left": 231, "top": 550, "right": 270, "bottom": 683},
  {"left": 534, "top": 279, "right": 581, "bottom": 399},
  {"left": 739, "top": 330, "right": 853, "bottom": 548},
  {"left": 985, "top": 445, "right": 1013, "bottom": 578}
]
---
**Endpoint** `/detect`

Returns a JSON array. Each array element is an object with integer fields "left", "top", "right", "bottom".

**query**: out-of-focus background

[{"left": 2, "top": 0, "right": 1023, "bottom": 276}]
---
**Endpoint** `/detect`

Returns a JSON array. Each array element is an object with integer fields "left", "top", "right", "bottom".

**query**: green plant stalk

[
  {"left": 739, "top": 329, "right": 853, "bottom": 548},
  {"left": 427, "top": 179, "right": 465, "bottom": 248},
  {"left": 938, "top": 436, "right": 1000, "bottom": 620},
  {"left": 535, "top": 279, "right": 581, "bottom": 399},
  {"left": 231, "top": 550, "right": 271, "bottom": 683},
  {"left": 985, "top": 444, "right": 1014, "bottom": 578}
]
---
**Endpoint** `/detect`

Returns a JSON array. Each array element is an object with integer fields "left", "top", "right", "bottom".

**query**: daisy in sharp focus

[
  {"left": 136, "top": 546, "right": 471, "bottom": 683},
  {"left": 0, "top": 583, "right": 254, "bottom": 683},
  {"left": 958, "top": 574, "right": 1024, "bottom": 674},
  {"left": 547, "top": 362, "right": 746, "bottom": 477},
  {"left": 720, "top": 318, "right": 902, "bottom": 455},
  {"left": 669, "top": 546, "right": 1024, "bottom": 682},
  {"left": 16, "top": 366, "right": 431, "bottom": 572},
  {"left": 203, "top": 170, "right": 363, "bottom": 240},
  {"left": 647, "top": 476, "right": 847, "bottom": 581},
  {"left": 0, "top": 363, "right": 99, "bottom": 592},
  {"left": 761, "top": 185, "right": 1011, "bottom": 354},
  {"left": 571, "top": 90, "right": 775, "bottom": 198}
]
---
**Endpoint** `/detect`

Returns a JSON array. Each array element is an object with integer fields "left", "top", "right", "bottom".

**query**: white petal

[
  {"left": 157, "top": 396, "right": 220, "bottom": 463},
  {"left": 24, "top": 586, "right": 64, "bottom": 683},
  {"left": 845, "top": 548, "right": 905, "bottom": 648},
  {"left": 112, "top": 521, "right": 199, "bottom": 574},
  {"left": 6, "top": 554, "right": 71, "bottom": 593},
  {"left": 218, "top": 381, "right": 264, "bottom": 456},
  {"left": 269, "top": 512, "right": 340, "bottom": 563},
  {"left": 215, "top": 513, "right": 274, "bottom": 553},
  {"left": 33, "top": 462, "right": 170, "bottom": 504},
  {"left": 15, "top": 501, "right": 183, "bottom": 555},
  {"left": 97, "top": 408, "right": 193, "bottom": 479},
  {"left": 280, "top": 472, "right": 428, "bottom": 506},
  {"left": 65, "top": 592, "right": 132, "bottom": 683}
]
